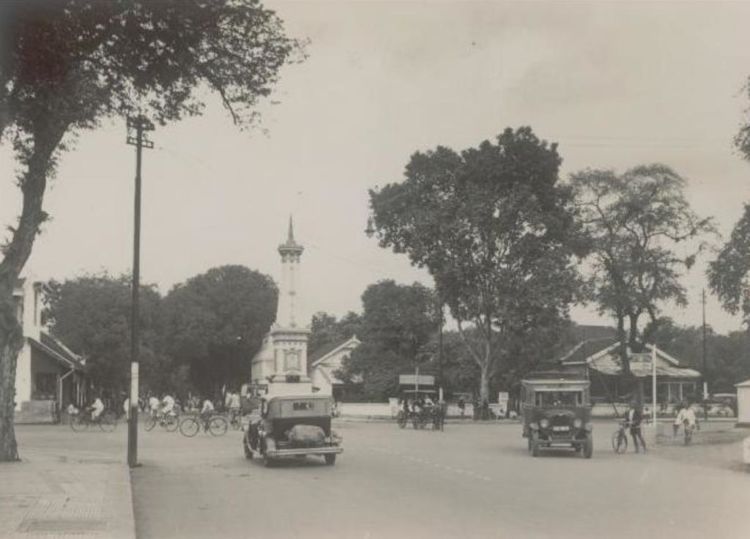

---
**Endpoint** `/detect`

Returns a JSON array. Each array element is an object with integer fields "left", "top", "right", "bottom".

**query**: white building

[
  {"left": 736, "top": 379, "right": 750, "bottom": 427},
  {"left": 310, "top": 335, "right": 361, "bottom": 398},
  {"left": 250, "top": 218, "right": 312, "bottom": 396},
  {"left": 13, "top": 276, "right": 86, "bottom": 423}
]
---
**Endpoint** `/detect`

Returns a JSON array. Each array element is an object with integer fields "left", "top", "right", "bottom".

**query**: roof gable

[{"left": 310, "top": 335, "right": 361, "bottom": 367}]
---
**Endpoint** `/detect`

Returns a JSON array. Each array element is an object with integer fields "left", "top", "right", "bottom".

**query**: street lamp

[{"left": 365, "top": 216, "right": 375, "bottom": 238}]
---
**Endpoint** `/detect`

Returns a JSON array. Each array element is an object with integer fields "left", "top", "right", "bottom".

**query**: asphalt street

[{"left": 16, "top": 421, "right": 750, "bottom": 539}]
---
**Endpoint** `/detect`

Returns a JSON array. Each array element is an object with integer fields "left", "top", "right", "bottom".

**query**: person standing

[
  {"left": 673, "top": 402, "right": 684, "bottom": 437},
  {"left": 626, "top": 401, "right": 647, "bottom": 453}
]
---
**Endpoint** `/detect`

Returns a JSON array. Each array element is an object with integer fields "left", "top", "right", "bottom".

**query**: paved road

[{"left": 16, "top": 421, "right": 750, "bottom": 539}]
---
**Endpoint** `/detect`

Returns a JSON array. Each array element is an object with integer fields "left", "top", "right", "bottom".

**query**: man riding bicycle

[{"left": 200, "top": 398, "right": 215, "bottom": 430}]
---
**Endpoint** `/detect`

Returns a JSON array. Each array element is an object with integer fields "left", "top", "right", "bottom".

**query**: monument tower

[{"left": 250, "top": 217, "right": 312, "bottom": 396}]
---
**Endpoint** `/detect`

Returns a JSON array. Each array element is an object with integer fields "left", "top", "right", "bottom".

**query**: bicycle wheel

[
  {"left": 611, "top": 430, "right": 627, "bottom": 453},
  {"left": 208, "top": 416, "right": 228, "bottom": 436},
  {"left": 99, "top": 412, "right": 117, "bottom": 432},
  {"left": 144, "top": 416, "right": 157, "bottom": 431},
  {"left": 179, "top": 417, "right": 200, "bottom": 437},
  {"left": 70, "top": 415, "right": 88, "bottom": 432},
  {"left": 163, "top": 415, "right": 179, "bottom": 432}
]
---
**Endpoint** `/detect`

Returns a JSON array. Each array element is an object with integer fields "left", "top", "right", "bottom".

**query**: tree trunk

[
  {"left": 0, "top": 279, "right": 23, "bottom": 461},
  {"left": 479, "top": 362, "right": 490, "bottom": 404},
  {"left": 617, "top": 313, "right": 630, "bottom": 376},
  {"left": 628, "top": 312, "right": 640, "bottom": 351},
  {"left": 0, "top": 122, "right": 66, "bottom": 461}
]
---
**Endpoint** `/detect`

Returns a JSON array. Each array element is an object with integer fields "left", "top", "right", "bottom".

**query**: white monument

[{"left": 250, "top": 217, "right": 312, "bottom": 396}]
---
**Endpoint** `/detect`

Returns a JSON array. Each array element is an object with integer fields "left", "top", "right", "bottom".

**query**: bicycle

[
  {"left": 683, "top": 421, "right": 697, "bottom": 445},
  {"left": 227, "top": 410, "right": 242, "bottom": 431},
  {"left": 611, "top": 420, "right": 629, "bottom": 454},
  {"left": 145, "top": 412, "right": 179, "bottom": 432},
  {"left": 70, "top": 410, "right": 117, "bottom": 432},
  {"left": 179, "top": 414, "right": 228, "bottom": 437}
]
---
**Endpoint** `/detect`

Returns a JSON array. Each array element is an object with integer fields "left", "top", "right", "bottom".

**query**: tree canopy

[
  {"left": 338, "top": 280, "right": 438, "bottom": 400},
  {"left": 571, "top": 164, "right": 714, "bottom": 375},
  {"left": 369, "top": 127, "right": 585, "bottom": 401},
  {"left": 0, "top": 0, "right": 302, "bottom": 461},
  {"left": 162, "top": 265, "right": 277, "bottom": 396},
  {"left": 45, "top": 274, "right": 163, "bottom": 397}
]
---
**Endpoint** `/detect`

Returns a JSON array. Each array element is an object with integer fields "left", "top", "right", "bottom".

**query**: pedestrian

[
  {"left": 123, "top": 397, "right": 130, "bottom": 420},
  {"left": 458, "top": 397, "right": 466, "bottom": 418},
  {"left": 673, "top": 402, "right": 684, "bottom": 437},
  {"left": 625, "top": 401, "right": 646, "bottom": 453}
]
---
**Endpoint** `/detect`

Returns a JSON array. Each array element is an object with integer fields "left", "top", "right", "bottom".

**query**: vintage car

[
  {"left": 243, "top": 394, "right": 343, "bottom": 466},
  {"left": 521, "top": 373, "right": 593, "bottom": 458}
]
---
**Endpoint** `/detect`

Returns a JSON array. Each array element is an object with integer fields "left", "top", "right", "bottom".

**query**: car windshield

[{"left": 535, "top": 391, "right": 582, "bottom": 407}]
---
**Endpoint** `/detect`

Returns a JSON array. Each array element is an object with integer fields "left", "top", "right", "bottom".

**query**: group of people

[{"left": 622, "top": 400, "right": 700, "bottom": 453}]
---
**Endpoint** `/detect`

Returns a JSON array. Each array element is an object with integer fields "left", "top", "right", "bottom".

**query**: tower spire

[{"left": 288, "top": 215, "right": 295, "bottom": 243}]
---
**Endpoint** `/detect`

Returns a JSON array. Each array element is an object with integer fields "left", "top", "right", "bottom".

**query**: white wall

[{"left": 738, "top": 386, "right": 750, "bottom": 425}]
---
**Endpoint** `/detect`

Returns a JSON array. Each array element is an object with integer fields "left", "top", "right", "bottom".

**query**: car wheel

[
  {"left": 263, "top": 455, "right": 275, "bottom": 467},
  {"left": 324, "top": 454, "right": 336, "bottom": 466},
  {"left": 583, "top": 435, "right": 593, "bottom": 459},
  {"left": 531, "top": 433, "right": 540, "bottom": 457}
]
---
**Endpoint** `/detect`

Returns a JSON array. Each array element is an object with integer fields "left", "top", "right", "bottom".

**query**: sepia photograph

[{"left": 1, "top": 1, "right": 749, "bottom": 537}]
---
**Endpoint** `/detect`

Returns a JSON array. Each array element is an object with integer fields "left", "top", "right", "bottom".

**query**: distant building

[
  {"left": 559, "top": 338, "right": 702, "bottom": 406},
  {"left": 13, "top": 277, "right": 86, "bottom": 423},
  {"left": 310, "top": 335, "right": 361, "bottom": 399},
  {"left": 736, "top": 379, "right": 750, "bottom": 427}
]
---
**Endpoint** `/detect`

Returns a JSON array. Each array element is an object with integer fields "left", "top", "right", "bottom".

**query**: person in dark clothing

[{"left": 625, "top": 401, "right": 646, "bottom": 453}]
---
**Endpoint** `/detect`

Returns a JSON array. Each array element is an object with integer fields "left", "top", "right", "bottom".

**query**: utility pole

[
  {"left": 702, "top": 288, "right": 708, "bottom": 419},
  {"left": 437, "top": 297, "right": 444, "bottom": 403},
  {"left": 126, "top": 115, "right": 154, "bottom": 468}
]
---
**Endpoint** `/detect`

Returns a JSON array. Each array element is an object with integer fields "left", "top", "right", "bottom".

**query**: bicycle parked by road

[
  {"left": 70, "top": 409, "right": 117, "bottom": 432},
  {"left": 179, "top": 413, "right": 228, "bottom": 437}
]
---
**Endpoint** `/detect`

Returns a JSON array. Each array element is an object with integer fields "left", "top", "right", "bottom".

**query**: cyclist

[
  {"left": 200, "top": 398, "right": 215, "bottom": 430},
  {"left": 679, "top": 401, "right": 698, "bottom": 439},
  {"left": 89, "top": 395, "right": 105, "bottom": 422},
  {"left": 161, "top": 394, "right": 176, "bottom": 417},
  {"left": 148, "top": 394, "right": 160, "bottom": 418}
]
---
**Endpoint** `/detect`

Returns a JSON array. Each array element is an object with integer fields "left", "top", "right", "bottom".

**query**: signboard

[{"left": 399, "top": 374, "right": 435, "bottom": 386}]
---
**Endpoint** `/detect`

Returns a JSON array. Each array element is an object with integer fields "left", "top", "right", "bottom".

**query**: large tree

[
  {"left": 571, "top": 165, "right": 713, "bottom": 377},
  {"left": 369, "top": 127, "right": 586, "bottom": 402},
  {"left": 338, "top": 280, "right": 438, "bottom": 400},
  {"left": 0, "top": 0, "right": 301, "bottom": 460},
  {"left": 161, "top": 265, "right": 277, "bottom": 396},
  {"left": 45, "top": 274, "right": 164, "bottom": 399}
]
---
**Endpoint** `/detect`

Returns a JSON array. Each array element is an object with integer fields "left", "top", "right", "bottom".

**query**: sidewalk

[{"left": 0, "top": 449, "right": 135, "bottom": 539}]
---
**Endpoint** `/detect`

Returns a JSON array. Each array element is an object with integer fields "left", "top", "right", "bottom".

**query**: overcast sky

[{"left": 2, "top": 0, "right": 750, "bottom": 334}]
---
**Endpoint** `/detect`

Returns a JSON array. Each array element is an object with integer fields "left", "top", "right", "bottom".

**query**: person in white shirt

[
  {"left": 148, "top": 395, "right": 160, "bottom": 418},
  {"left": 162, "top": 395, "right": 176, "bottom": 416},
  {"left": 673, "top": 403, "right": 685, "bottom": 437},
  {"left": 90, "top": 396, "right": 104, "bottom": 420},
  {"left": 200, "top": 398, "right": 215, "bottom": 429},
  {"left": 123, "top": 398, "right": 130, "bottom": 420}
]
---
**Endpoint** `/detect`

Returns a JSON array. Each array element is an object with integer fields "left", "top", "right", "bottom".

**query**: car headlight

[
  {"left": 573, "top": 418, "right": 582, "bottom": 429},
  {"left": 539, "top": 418, "right": 550, "bottom": 429}
]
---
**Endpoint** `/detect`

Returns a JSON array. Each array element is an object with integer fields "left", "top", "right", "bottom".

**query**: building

[
  {"left": 309, "top": 335, "right": 361, "bottom": 399},
  {"left": 13, "top": 277, "right": 86, "bottom": 423},
  {"left": 250, "top": 218, "right": 313, "bottom": 396},
  {"left": 736, "top": 379, "right": 750, "bottom": 427},
  {"left": 559, "top": 339, "right": 702, "bottom": 409}
]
